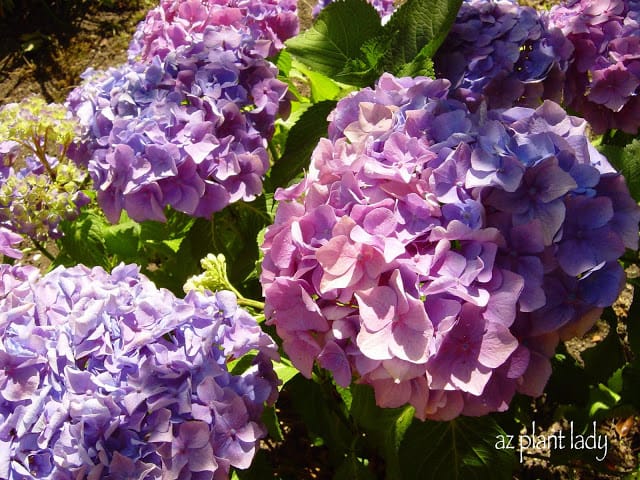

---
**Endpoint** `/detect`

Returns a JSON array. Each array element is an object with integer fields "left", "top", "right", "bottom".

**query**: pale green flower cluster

[
  {"left": 184, "top": 253, "right": 237, "bottom": 294},
  {"left": 0, "top": 96, "right": 88, "bottom": 242}
]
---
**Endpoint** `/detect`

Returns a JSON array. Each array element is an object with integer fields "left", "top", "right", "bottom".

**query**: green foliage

[
  {"left": 399, "top": 416, "right": 516, "bottom": 480},
  {"left": 286, "top": 375, "right": 355, "bottom": 467},
  {"left": 285, "top": 0, "right": 462, "bottom": 87},
  {"left": 381, "top": 0, "right": 462, "bottom": 76},
  {"left": 56, "top": 207, "right": 201, "bottom": 295},
  {"left": 210, "top": 197, "right": 272, "bottom": 297},
  {"left": 349, "top": 385, "right": 415, "bottom": 479},
  {"left": 580, "top": 310, "right": 626, "bottom": 385},
  {"left": 267, "top": 100, "right": 337, "bottom": 190},
  {"left": 595, "top": 134, "right": 640, "bottom": 202},
  {"left": 285, "top": 0, "right": 384, "bottom": 87}
]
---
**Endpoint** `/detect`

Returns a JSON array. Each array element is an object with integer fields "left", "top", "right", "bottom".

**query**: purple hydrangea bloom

[
  {"left": 68, "top": 23, "right": 290, "bottom": 223},
  {"left": 311, "top": 0, "right": 395, "bottom": 22},
  {"left": 549, "top": 0, "right": 640, "bottom": 133},
  {"left": 260, "top": 73, "right": 639, "bottom": 420},
  {"left": 434, "top": 0, "right": 573, "bottom": 109},
  {"left": 129, "top": 0, "right": 299, "bottom": 61},
  {"left": 0, "top": 263, "right": 278, "bottom": 479}
]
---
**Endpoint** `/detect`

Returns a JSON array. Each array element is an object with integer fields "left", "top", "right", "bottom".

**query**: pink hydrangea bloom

[{"left": 260, "top": 73, "right": 639, "bottom": 420}]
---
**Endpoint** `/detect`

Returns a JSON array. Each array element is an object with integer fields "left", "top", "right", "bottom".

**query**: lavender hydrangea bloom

[
  {"left": 260, "top": 73, "right": 639, "bottom": 420},
  {"left": 68, "top": 23, "right": 290, "bottom": 222},
  {"left": 0, "top": 263, "right": 278, "bottom": 479},
  {"left": 549, "top": 0, "right": 640, "bottom": 133},
  {"left": 129, "top": 0, "right": 299, "bottom": 61},
  {"left": 311, "top": 0, "right": 395, "bottom": 22},
  {"left": 434, "top": 0, "right": 573, "bottom": 109}
]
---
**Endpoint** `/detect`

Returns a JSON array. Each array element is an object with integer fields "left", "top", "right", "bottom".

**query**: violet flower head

[
  {"left": 434, "top": 0, "right": 573, "bottom": 109},
  {"left": 129, "top": 0, "right": 299, "bottom": 61},
  {"left": 260, "top": 73, "right": 639, "bottom": 420},
  {"left": 312, "top": 0, "right": 395, "bottom": 22},
  {"left": 549, "top": 0, "right": 640, "bottom": 133},
  {"left": 68, "top": 22, "right": 290, "bottom": 223},
  {"left": 0, "top": 263, "right": 278, "bottom": 479}
]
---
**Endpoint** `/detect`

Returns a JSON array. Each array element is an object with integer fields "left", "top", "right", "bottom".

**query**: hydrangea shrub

[
  {"left": 549, "top": 0, "right": 640, "bottom": 134},
  {"left": 260, "top": 73, "right": 640, "bottom": 420},
  {"left": 0, "top": 262, "right": 278, "bottom": 478},
  {"left": 434, "top": 0, "right": 573, "bottom": 109}
]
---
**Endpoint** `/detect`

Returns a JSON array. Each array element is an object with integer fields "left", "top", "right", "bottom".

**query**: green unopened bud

[{"left": 184, "top": 253, "right": 238, "bottom": 295}]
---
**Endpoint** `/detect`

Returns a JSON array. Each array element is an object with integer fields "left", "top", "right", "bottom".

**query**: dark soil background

[
  {"left": 0, "top": 1, "right": 639, "bottom": 479},
  {"left": 0, "top": 0, "right": 153, "bottom": 105}
]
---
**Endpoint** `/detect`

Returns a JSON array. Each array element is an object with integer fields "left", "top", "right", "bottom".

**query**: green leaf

[
  {"left": 161, "top": 237, "right": 183, "bottom": 253},
  {"left": 588, "top": 383, "right": 621, "bottom": 417},
  {"left": 608, "top": 366, "right": 625, "bottom": 394},
  {"left": 334, "top": 452, "right": 377, "bottom": 480},
  {"left": 381, "top": 0, "right": 462, "bottom": 75},
  {"left": 210, "top": 198, "right": 271, "bottom": 296},
  {"left": 350, "top": 384, "right": 414, "bottom": 479},
  {"left": 137, "top": 211, "right": 200, "bottom": 295},
  {"left": 544, "top": 344, "right": 590, "bottom": 406},
  {"left": 285, "top": 375, "right": 353, "bottom": 466},
  {"left": 396, "top": 49, "right": 435, "bottom": 78},
  {"left": 619, "top": 139, "right": 640, "bottom": 203},
  {"left": 596, "top": 137, "right": 640, "bottom": 202},
  {"left": 261, "top": 405, "right": 284, "bottom": 442},
  {"left": 103, "top": 216, "right": 142, "bottom": 259},
  {"left": 272, "top": 49, "right": 292, "bottom": 76},
  {"left": 285, "top": 0, "right": 383, "bottom": 84},
  {"left": 581, "top": 310, "right": 625, "bottom": 384},
  {"left": 273, "top": 357, "right": 299, "bottom": 389},
  {"left": 399, "top": 416, "right": 516, "bottom": 480},
  {"left": 229, "top": 353, "right": 258, "bottom": 375},
  {"left": 56, "top": 209, "right": 109, "bottom": 269},
  {"left": 267, "top": 100, "right": 336, "bottom": 190},
  {"left": 293, "top": 61, "right": 344, "bottom": 102}
]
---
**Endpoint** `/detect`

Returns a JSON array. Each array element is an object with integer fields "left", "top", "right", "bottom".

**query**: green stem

[
  {"left": 30, "top": 237, "right": 55, "bottom": 262},
  {"left": 30, "top": 132, "right": 56, "bottom": 180},
  {"left": 267, "top": 140, "right": 280, "bottom": 163},
  {"left": 236, "top": 297, "right": 266, "bottom": 311}
]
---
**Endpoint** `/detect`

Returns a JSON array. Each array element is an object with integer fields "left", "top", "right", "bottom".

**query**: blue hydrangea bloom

[{"left": 0, "top": 263, "right": 278, "bottom": 479}]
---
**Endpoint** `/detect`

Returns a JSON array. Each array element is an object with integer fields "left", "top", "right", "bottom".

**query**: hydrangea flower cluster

[
  {"left": 260, "top": 73, "right": 640, "bottom": 420},
  {"left": 128, "top": 0, "right": 299, "bottom": 61},
  {"left": 0, "top": 262, "right": 278, "bottom": 479},
  {"left": 434, "top": 0, "right": 573, "bottom": 109},
  {"left": 68, "top": 25, "right": 290, "bottom": 223},
  {"left": 549, "top": 0, "right": 640, "bottom": 134},
  {"left": 311, "top": 0, "right": 395, "bottom": 23},
  {"left": 0, "top": 97, "right": 89, "bottom": 241}
]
